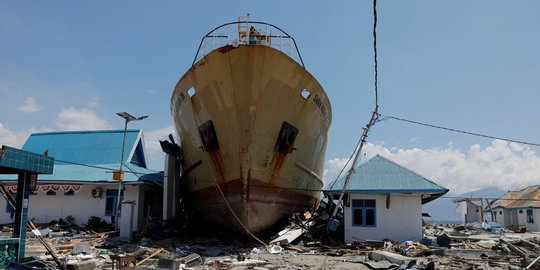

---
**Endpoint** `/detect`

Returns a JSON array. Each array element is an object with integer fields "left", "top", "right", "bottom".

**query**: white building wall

[
  {"left": 492, "top": 208, "right": 539, "bottom": 232},
  {"left": 532, "top": 209, "right": 540, "bottom": 232},
  {"left": 517, "top": 209, "right": 527, "bottom": 230},
  {"left": 465, "top": 202, "right": 482, "bottom": 223},
  {"left": 457, "top": 201, "right": 483, "bottom": 224},
  {"left": 524, "top": 209, "right": 539, "bottom": 232},
  {"left": 344, "top": 193, "right": 422, "bottom": 243},
  {"left": 0, "top": 183, "right": 141, "bottom": 230},
  {"left": 494, "top": 208, "right": 511, "bottom": 227}
]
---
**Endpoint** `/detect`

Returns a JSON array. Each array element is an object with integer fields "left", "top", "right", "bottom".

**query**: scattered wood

[
  {"left": 521, "top": 239, "right": 540, "bottom": 251},
  {"left": 136, "top": 248, "right": 165, "bottom": 266},
  {"left": 284, "top": 244, "right": 309, "bottom": 253},
  {"left": 500, "top": 238, "right": 529, "bottom": 260}
]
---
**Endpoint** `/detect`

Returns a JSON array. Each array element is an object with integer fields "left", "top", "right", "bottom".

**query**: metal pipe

[
  {"left": 114, "top": 112, "right": 147, "bottom": 230},
  {"left": 115, "top": 119, "right": 128, "bottom": 230}
]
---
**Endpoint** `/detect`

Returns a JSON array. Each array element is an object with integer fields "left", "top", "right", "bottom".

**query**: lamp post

[{"left": 114, "top": 112, "right": 148, "bottom": 230}]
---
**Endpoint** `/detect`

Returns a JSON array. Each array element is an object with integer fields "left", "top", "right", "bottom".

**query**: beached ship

[{"left": 171, "top": 15, "right": 332, "bottom": 234}]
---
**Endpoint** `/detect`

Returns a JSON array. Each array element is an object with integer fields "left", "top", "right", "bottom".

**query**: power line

[
  {"left": 441, "top": 195, "right": 540, "bottom": 202},
  {"left": 54, "top": 159, "right": 146, "bottom": 179},
  {"left": 55, "top": 159, "right": 118, "bottom": 171},
  {"left": 380, "top": 114, "right": 540, "bottom": 147},
  {"left": 249, "top": 184, "right": 540, "bottom": 202},
  {"left": 373, "top": 0, "right": 379, "bottom": 111}
]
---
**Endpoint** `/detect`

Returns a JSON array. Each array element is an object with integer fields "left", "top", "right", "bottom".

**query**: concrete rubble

[{"left": 3, "top": 216, "right": 540, "bottom": 270}]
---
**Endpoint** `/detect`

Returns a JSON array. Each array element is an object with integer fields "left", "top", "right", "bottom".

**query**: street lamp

[{"left": 114, "top": 112, "right": 148, "bottom": 230}]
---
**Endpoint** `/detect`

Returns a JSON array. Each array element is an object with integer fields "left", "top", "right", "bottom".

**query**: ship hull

[{"left": 172, "top": 44, "right": 332, "bottom": 233}]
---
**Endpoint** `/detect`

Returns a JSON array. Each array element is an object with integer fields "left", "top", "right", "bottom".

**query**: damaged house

[
  {"left": 453, "top": 198, "right": 485, "bottom": 224},
  {"left": 0, "top": 130, "right": 163, "bottom": 231},
  {"left": 489, "top": 185, "right": 540, "bottom": 232},
  {"left": 325, "top": 155, "right": 448, "bottom": 243}
]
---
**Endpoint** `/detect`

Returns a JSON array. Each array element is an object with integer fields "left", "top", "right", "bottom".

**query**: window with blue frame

[
  {"left": 526, "top": 209, "right": 534, "bottom": 224},
  {"left": 352, "top": 199, "right": 376, "bottom": 227},
  {"left": 5, "top": 192, "right": 16, "bottom": 216},
  {"left": 105, "top": 189, "right": 124, "bottom": 216}
]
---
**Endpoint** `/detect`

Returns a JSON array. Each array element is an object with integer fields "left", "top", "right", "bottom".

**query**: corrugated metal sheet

[
  {"left": 491, "top": 191, "right": 519, "bottom": 209},
  {"left": 493, "top": 185, "right": 540, "bottom": 209},
  {"left": 0, "top": 129, "right": 163, "bottom": 185},
  {"left": 23, "top": 130, "right": 141, "bottom": 166},
  {"left": 324, "top": 154, "right": 448, "bottom": 194}
]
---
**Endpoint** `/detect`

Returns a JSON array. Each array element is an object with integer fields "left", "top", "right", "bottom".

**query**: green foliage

[
  {"left": 86, "top": 216, "right": 109, "bottom": 231},
  {"left": 65, "top": 215, "right": 75, "bottom": 225}
]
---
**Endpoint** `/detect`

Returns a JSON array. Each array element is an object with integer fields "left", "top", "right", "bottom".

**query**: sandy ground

[{"left": 204, "top": 251, "right": 374, "bottom": 270}]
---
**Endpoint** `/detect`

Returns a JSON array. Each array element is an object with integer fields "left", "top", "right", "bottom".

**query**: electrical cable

[
  {"left": 55, "top": 159, "right": 119, "bottom": 171},
  {"left": 326, "top": 138, "right": 361, "bottom": 191},
  {"left": 327, "top": 0, "right": 381, "bottom": 220},
  {"left": 54, "top": 159, "right": 148, "bottom": 181},
  {"left": 373, "top": 0, "right": 379, "bottom": 111},
  {"left": 233, "top": 183, "right": 540, "bottom": 204},
  {"left": 380, "top": 114, "right": 540, "bottom": 147}
]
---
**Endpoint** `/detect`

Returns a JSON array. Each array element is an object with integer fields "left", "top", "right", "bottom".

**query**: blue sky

[{"left": 1, "top": 1, "right": 539, "bottom": 195}]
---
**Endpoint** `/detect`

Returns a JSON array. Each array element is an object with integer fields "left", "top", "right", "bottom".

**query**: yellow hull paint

[{"left": 172, "top": 44, "right": 332, "bottom": 233}]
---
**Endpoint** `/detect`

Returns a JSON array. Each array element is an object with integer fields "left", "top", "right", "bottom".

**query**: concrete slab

[
  {"left": 269, "top": 228, "right": 303, "bottom": 245},
  {"left": 368, "top": 250, "right": 415, "bottom": 265}
]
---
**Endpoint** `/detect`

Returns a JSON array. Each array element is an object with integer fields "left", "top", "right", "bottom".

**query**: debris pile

[{"left": 5, "top": 216, "right": 540, "bottom": 269}]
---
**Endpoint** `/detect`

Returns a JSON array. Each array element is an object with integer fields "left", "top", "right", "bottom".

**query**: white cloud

[
  {"left": 0, "top": 122, "right": 28, "bottom": 148},
  {"left": 17, "top": 96, "right": 43, "bottom": 113},
  {"left": 145, "top": 89, "right": 156, "bottom": 94},
  {"left": 55, "top": 107, "right": 111, "bottom": 130},
  {"left": 324, "top": 140, "right": 540, "bottom": 195},
  {"left": 323, "top": 158, "right": 350, "bottom": 186},
  {"left": 143, "top": 125, "right": 176, "bottom": 170}
]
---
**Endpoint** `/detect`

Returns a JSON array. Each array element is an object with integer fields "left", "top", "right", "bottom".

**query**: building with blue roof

[
  {"left": 324, "top": 154, "right": 448, "bottom": 242},
  {"left": 0, "top": 129, "right": 163, "bottom": 232}
]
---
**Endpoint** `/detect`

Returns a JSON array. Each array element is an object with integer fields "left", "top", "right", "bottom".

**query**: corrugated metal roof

[
  {"left": 1, "top": 129, "right": 163, "bottom": 185},
  {"left": 492, "top": 185, "right": 540, "bottom": 209},
  {"left": 23, "top": 129, "right": 142, "bottom": 166},
  {"left": 491, "top": 191, "right": 519, "bottom": 209},
  {"left": 325, "top": 154, "right": 448, "bottom": 195}
]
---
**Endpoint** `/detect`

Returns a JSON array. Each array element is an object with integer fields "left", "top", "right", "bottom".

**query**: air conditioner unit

[{"left": 91, "top": 187, "right": 103, "bottom": 198}]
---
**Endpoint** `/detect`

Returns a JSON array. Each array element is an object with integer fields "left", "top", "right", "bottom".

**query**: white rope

[{"left": 212, "top": 176, "right": 268, "bottom": 247}]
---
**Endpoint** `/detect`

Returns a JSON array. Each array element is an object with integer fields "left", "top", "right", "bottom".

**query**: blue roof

[
  {"left": 2, "top": 129, "right": 163, "bottom": 185},
  {"left": 23, "top": 129, "right": 145, "bottom": 167},
  {"left": 325, "top": 155, "right": 448, "bottom": 202}
]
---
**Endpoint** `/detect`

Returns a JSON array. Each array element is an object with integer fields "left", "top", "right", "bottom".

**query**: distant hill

[{"left": 422, "top": 186, "right": 506, "bottom": 223}]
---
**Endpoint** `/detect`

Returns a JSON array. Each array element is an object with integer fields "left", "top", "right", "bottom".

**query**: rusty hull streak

[
  {"left": 208, "top": 152, "right": 226, "bottom": 183},
  {"left": 269, "top": 152, "right": 287, "bottom": 185}
]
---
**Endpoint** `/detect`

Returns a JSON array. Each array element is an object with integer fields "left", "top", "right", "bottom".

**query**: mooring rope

[{"left": 212, "top": 176, "right": 268, "bottom": 247}]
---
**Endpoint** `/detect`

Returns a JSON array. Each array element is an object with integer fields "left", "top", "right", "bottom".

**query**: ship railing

[{"left": 192, "top": 21, "right": 305, "bottom": 68}]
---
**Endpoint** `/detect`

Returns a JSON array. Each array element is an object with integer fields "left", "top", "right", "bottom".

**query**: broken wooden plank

[
  {"left": 526, "top": 255, "right": 540, "bottom": 269},
  {"left": 500, "top": 238, "right": 529, "bottom": 260},
  {"left": 521, "top": 239, "right": 540, "bottom": 251},
  {"left": 136, "top": 248, "right": 165, "bottom": 266}
]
